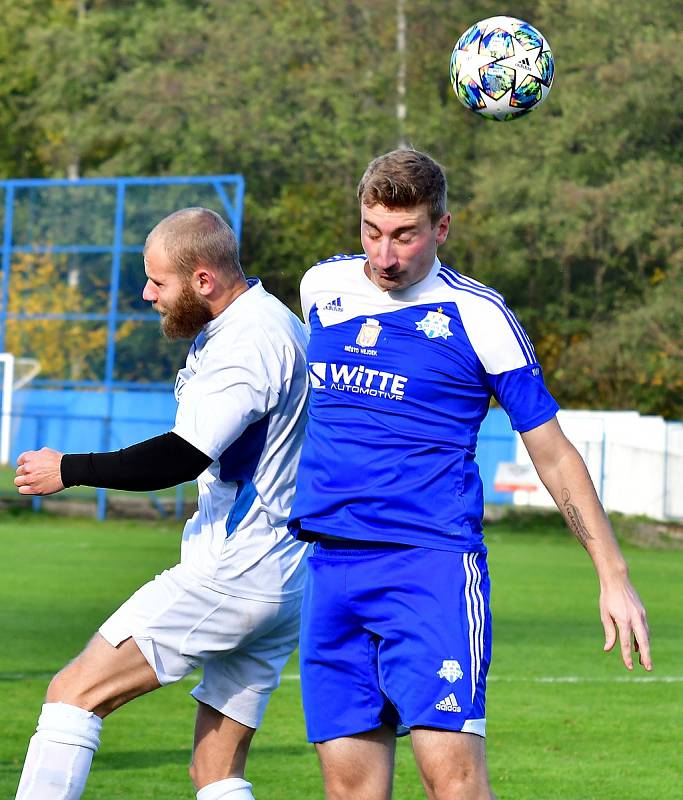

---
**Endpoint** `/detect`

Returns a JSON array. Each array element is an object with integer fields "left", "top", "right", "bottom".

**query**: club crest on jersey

[
  {"left": 416, "top": 308, "right": 452, "bottom": 340},
  {"left": 437, "top": 659, "right": 464, "bottom": 683},
  {"left": 356, "top": 318, "right": 382, "bottom": 348}
]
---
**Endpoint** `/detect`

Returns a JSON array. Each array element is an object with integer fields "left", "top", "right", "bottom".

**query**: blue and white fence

[{"left": 6, "top": 391, "right": 681, "bottom": 523}]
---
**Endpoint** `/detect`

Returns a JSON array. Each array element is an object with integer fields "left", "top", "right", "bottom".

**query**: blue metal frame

[
  {"left": 1, "top": 174, "right": 244, "bottom": 519},
  {"left": 0, "top": 174, "right": 244, "bottom": 355}
]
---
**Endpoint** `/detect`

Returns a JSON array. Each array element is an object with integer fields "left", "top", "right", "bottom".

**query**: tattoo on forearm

[{"left": 561, "top": 488, "right": 593, "bottom": 550}]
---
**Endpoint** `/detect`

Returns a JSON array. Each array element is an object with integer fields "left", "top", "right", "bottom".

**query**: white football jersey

[{"left": 172, "top": 278, "right": 310, "bottom": 600}]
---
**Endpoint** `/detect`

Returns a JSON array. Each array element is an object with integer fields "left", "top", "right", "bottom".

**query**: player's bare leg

[
  {"left": 411, "top": 728, "right": 495, "bottom": 800},
  {"left": 46, "top": 633, "right": 160, "bottom": 715},
  {"left": 190, "top": 702, "right": 256, "bottom": 798},
  {"left": 15, "top": 634, "right": 160, "bottom": 799},
  {"left": 315, "top": 724, "right": 396, "bottom": 800}
]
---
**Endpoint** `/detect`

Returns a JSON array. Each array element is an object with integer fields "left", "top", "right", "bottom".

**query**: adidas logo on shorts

[{"left": 435, "top": 692, "right": 462, "bottom": 713}]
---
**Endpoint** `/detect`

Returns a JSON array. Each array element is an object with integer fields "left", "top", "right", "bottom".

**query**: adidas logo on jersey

[
  {"left": 323, "top": 297, "right": 343, "bottom": 312},
  {"left": 435, "top": 693, "right": 461, "bottom": 713}
]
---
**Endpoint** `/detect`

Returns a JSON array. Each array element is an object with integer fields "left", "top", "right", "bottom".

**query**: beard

[{"left": 159, "top": 280, "right": 213, "bottom": 340}]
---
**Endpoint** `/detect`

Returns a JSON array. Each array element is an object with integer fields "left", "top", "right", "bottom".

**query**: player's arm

[
  {"left": 520, "top": 417, "right": 651, "bottom": 672},
  {"left": 14, "top": 432, "right": 212, "bottom": 496}
]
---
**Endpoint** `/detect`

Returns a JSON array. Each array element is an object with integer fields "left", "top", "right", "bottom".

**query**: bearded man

[{"left": 13, "top": 207, "right": 310, "bottom": 800}]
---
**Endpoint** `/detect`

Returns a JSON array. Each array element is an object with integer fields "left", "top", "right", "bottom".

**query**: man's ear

[
  {"left": 193, "top": 266, "right": 215, "bottom": 296},
  {"left": 436, "top": 212, "right": 451, "bottom": 245}
]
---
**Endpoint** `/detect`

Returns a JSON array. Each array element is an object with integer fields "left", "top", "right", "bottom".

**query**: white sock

[
  {"left": 15, "top": 702, "right": 103, "bottom": 800},
  {"left": 197, "top": 777, "right": 255, "bottom": 800}
]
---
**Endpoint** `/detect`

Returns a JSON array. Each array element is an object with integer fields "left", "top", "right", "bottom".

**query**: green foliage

[
  {"left": 0, "top": 0, "right": 680, "bottom": 414},
  {"left": 556, "top": 265, "right": 683, "bottom": 417}
]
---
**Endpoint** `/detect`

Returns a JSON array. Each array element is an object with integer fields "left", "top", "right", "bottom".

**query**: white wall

[{"left": 511, "top": 410, "right": 683, "bottom": 521}]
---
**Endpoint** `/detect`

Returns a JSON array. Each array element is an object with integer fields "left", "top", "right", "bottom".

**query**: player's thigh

[
  {"left": 47, "top": 632, "right": 160, "bottom": 716},
  {"left": 316, "top": 725, "right": 396, "bottom": 800},
  {"left": 191, "top": 594, "right": 301, "bottom": 730},
  {"left": 411, "top": 728, "right": 493, "bottom": 800}
]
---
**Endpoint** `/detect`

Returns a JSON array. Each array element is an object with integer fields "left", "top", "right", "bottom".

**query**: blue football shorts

[{"left": 299, "top": 540, "right": 491, "bottom": 743}]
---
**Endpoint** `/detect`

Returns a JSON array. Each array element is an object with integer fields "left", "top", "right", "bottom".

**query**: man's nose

[
  {"left": 142, "top": 280, "right": 156, "bottom": 302},
  {"left": 375, "top": 237, "right": 397, "bottom": 268}
]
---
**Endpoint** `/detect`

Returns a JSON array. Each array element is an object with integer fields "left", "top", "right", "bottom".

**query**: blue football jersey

[{"left": 289, "top": 255, "right": 559, "bottom": 551}]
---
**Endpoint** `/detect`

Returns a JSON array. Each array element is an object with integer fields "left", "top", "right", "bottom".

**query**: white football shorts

[{"left": 99, "top": 563, "right": 301, "bottom": 729}]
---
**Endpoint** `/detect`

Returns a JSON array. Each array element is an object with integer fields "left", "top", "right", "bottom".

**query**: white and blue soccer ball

[{"left": 450, "top": 16, "right": 554, "bottom": 121}]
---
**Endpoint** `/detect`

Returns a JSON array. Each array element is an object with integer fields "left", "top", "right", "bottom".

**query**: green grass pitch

[{"left": 0, "top": 508, "right": 681, "bottom": 799}]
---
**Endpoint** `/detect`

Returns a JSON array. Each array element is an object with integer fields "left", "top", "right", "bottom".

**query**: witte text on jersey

[{"left": 308, "top": 362, "right": 408, "bottom": 401}]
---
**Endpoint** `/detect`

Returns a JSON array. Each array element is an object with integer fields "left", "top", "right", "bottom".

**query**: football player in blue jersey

[{"left": 288, "top": 149, "right": 651, "bottom": 800}]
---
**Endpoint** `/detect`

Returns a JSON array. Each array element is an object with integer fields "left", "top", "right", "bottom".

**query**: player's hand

[
  {"left": 15, "top": 448, "right": 65, "bottom": 496},
  {"left": 599, "top": 578, "right": 651, "bottom": 672}
]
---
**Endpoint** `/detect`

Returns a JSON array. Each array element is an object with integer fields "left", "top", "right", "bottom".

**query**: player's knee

[
  {"left": 322, "top": 768, "right": 385, "bottom": 800},
  {"left": 45, "top": 662, "right": 101, "bottom": 712},
  {"left": 46, "top": 667, "right": 86, "bottom": 706},
  {"left": 422, "top": 764, "right": 491, "bottom": 800},
  {"left": 323, "top": 776, "right": 362, "bottom": 800}
]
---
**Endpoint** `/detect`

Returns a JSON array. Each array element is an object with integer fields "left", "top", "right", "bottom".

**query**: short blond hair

[
  {"left": 357, "top": 149, "right": 448, "bottom": 225},
  {"left": 145, "top": 207, "right": 243, "bottom": 279}
]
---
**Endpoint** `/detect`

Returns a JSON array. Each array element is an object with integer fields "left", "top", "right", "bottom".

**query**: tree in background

[
  {"left": 5, "top": 251, "right": 133, "bottom": 382},
  {"left": 0, "top": 0, "right": 680, "bottom": 416}
]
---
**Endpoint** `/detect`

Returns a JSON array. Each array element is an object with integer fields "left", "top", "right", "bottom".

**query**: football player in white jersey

[
  {"left": 14, "top": 207, "right": 310, "bottom": 800},
  {"left": 288, "top": 150, "right": 651, "bottom": 800}
]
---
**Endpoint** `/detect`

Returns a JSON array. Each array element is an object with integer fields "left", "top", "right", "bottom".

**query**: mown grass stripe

[{"left": 3, "top": 672, "right": 681, "bottom": 683}]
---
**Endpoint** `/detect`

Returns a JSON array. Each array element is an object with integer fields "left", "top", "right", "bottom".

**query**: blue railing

[{"left": 0, "top": 175, "right": 245, "bottom": 518}]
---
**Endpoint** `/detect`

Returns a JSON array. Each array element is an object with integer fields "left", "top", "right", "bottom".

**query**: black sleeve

[{"left": 60, "top": 432, "right": 213, "bottom": 491}]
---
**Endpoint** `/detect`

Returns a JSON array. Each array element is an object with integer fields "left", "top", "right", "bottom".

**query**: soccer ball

[{"left": 450, "top": 16, "right": 554, "bottom": 121}]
